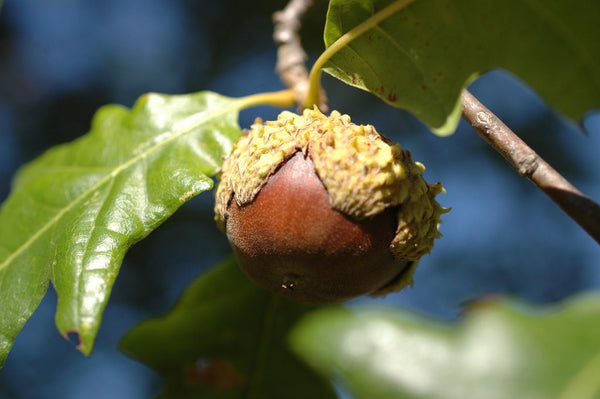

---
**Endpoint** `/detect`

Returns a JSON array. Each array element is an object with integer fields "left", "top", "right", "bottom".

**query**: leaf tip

[{"left": 61, "top": 329, "right": 93, "bottom": 357}]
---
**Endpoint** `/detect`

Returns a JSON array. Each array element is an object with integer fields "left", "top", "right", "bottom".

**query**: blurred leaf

[
  {"left": 290, "top": 294, "right": 600, "bottom": 399},
  {"left": 0, "top": 91, "right": 242, "bottom": 367},
  {"left": 121, "top": 257, "right": 337, "bottom": 399},
  {"left": 324, "top": 0, "right": 600, "bottom": 135}
]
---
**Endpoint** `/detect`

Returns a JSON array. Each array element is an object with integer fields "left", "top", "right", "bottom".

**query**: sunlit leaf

[
  {"left": 121, "top": 257, "right": 337, "bottom": 399},
  {"left": 0, "top": 91, "right": 243, "bottom": 367},
  {"left": 290, "top": 294, "right": 600, "bottom": 399},
  {"left": 324, "top": 0, "right": 600, "bottom": 135}
]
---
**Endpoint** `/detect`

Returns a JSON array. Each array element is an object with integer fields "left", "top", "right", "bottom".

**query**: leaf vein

[{"left": 0, "top": 98, "right": 239, "bottom": 275}]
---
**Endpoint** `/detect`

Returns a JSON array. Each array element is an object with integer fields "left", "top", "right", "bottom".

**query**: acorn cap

[{"left": 215, "top": 107, "right": 446, "bottom": 296}]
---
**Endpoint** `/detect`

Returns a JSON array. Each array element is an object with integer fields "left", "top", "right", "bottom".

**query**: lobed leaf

[
  {"left": 0, "top": 91, "right": 243, "bottom": 367},
  {"left": 324, "top": 0, "right": 600, "bottom": 135},
  {"left": 290, "top": 294, "right": 600, "bottom": 399},
  {"left": 121, "top": 257, "right": 337, "bottom": 399}
]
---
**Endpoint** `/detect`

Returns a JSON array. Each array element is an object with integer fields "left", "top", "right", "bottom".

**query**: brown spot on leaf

[
  {"left": 64, "top": 330, "right": 83, "bottom": 350},
  {"left": 379, "top": 86, "right": 385, "bottom": 94},
  {"left": 185, "top": 359, "right": 243, "bottom": 389},
  {"left": 388, "top": 92, "right": 397, "bottom": 102}
]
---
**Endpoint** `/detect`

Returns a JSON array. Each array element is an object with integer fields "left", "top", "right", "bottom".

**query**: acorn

[{"left": 214, "top": 107, "right": 446, "bottom": 304}]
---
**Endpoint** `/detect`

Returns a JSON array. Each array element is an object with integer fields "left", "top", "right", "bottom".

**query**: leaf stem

[
  {"left": 244, "top": 294, "right": 279, "bottom": 398},
  {"left": 235, "top": 89, "right": 297, "bottom": 110},
  {"left": 461, "top": 89, "right": 600, "bottom": 245},
  {"left": 304, "top": 0, "right": 417, "bottom": 108}
]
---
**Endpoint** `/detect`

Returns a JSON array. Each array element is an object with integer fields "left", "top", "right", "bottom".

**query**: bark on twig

[
  {"left": 273, "top": 0, "right": 326, "bottom": 110},
  {"left": 462, "top": 89, "right": 600, "bottom": 245}
]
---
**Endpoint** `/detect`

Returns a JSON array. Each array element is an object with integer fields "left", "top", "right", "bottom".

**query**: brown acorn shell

[{"left": 226, "top": 151, "right": 412, "bottom": 304}]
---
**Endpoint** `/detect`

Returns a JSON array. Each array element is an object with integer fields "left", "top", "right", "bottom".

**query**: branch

[
  {"left": 461, "top": 89, "right": 600, "bottom": 245},
  {"left": 273, "top": 0, "right": 327, "bottom": 110}
]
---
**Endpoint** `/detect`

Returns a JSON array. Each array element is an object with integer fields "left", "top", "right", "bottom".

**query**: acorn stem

[{"left": 235, "top": 89, "right": 297, "bottom": 110}]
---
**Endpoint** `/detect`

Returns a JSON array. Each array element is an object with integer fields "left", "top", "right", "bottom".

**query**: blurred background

[{"left": 0, "top": 0, "right": 598, "bottom": 397}]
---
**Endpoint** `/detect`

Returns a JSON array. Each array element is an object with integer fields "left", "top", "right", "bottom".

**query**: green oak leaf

[
  {"left": 324, "top": 0, "right": 600, "bottom": 135},
  {"left": 0, "top": 91, "right": 243, "bottom": 367},
  {"left": 290, "top": 294, "right": 600, "bottom": 399},
  {"left": 120, "top": 257, "right": 337, "bottom": 399}
]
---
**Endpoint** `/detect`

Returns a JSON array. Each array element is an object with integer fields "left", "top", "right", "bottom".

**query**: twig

[
  {"left": 462, "top": 89, "right": 600, "bottom": 245},
  {"left": 273, "top": 0, "right": 327, "bottom": 110}
]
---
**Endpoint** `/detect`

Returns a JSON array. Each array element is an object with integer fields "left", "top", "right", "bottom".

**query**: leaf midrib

[
  {"left": 559, "top": 349, "right": 600, "bottom": 399},
  {"left": 244, "top": 294, "right": 279, "bottom": 398},
  {"left": 0, "top": 97, "right": 240, "bottom": 275}
]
